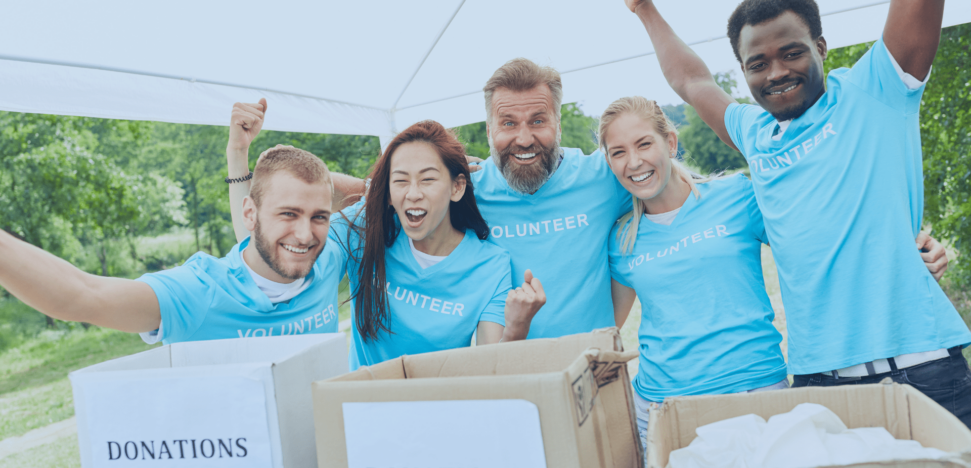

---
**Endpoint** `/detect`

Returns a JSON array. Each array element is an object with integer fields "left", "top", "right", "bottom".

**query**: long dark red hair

[{"left": 350, "top": 120, "right": 489, "bottom": 342}]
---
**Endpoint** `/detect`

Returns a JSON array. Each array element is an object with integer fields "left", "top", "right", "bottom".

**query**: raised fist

[
  {"left": 505, "top": 269, "right": 546, "bottom": 331},
  {"left": 625, "top": 0, "right": 649, "bottom": 13},
  {"left": 228, "top": 98, "right": 267, "bottom": 152}
]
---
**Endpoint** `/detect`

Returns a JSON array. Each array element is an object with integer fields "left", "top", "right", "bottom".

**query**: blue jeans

[{"left": 792, "top": 346, "right": 971, "bottom": 429}]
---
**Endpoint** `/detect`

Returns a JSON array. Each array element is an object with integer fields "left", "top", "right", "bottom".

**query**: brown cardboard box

[
  {"left": 647, "top": 381, "right": 971, "bottom": 468},
  {"left": 312, "top": 328, "right": 642, "bottom": 468}
]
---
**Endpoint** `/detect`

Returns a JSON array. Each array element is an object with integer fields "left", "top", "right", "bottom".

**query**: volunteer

[
  {"left": 0, "top": 146, "right": 346, "bottom": 344},
  {"left": 226, "top": 113, "right": 545, "bottom": 369},
  {"left": 601, "top": 96, "right": 788, "bottom": 447},
  {"left": 623, "top": 0, "right": 971, "bottom": 426}
]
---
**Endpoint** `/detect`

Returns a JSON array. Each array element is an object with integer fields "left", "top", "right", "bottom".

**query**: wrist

[
  {"left": 500, "top": 321, "right": 530, "bottom": 342},
  {"left": 226, "top": 146, "right": 251, "bottom": 177}
]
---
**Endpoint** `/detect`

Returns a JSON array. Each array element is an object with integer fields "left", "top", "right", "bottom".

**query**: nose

[
  {"left": 514, "top": 122, "right": 535, "bottom": 148},
  {"left": 293, "top": 217, "right": 313, "bottom": 245},
  {"left": 626, "top": 149, "right": 645, "bottom": 171},
  {"left": 406, "top": 181, "right": 423, "bottom": 201},
  {"left": 767, "top": 60, "right": 790, "bottom": 83}
]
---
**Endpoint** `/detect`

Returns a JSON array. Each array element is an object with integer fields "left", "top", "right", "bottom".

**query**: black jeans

[{"left": 792, "top": 347, "right": 971, "bottom": 429}]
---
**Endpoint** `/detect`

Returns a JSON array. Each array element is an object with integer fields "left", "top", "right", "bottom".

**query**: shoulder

[
  {"left": 470, "top": 234, "right": 511, "bottom": 263},
  {"left": 607, "top": 215, "right": 634, "bottom": 254},
  {"left": 702, "top": 173, "right": 754, "bottom": 200},
  {"left": 137, "top": 250, "right": 227, "bottom": 291}
]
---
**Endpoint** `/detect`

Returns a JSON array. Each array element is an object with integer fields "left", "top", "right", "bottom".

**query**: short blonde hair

[
  {"left": 250, "top": 146, "right": 332, "bottom": 207},
  {"left": 483, "top": 58, "right": 563, "bottom": 125},
  {"left": 599, "top": 96, "right": 718, "bottom": 254}
]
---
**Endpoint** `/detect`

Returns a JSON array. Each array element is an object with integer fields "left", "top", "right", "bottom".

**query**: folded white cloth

[{"left": 668, "top": 403, "right": 948, "bottom": 468}]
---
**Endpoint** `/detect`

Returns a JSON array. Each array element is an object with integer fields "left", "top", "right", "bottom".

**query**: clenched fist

[
  {"left": 504, "top": 269, "right": 546, "bottom": 337},
  {"left": 228, "top": 98, "right": 267, "bottom": 152}
]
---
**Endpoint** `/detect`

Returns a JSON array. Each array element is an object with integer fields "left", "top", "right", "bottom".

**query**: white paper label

[
  {"left": 78, "top": 375, "right": 273, "bottom": 467},
  {"left": 342, "top": 399, "right": 546, "bottom": 468}
]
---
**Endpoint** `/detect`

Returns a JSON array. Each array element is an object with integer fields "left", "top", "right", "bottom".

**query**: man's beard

[
  {"left": 491, "top": 137, "right": 561, "bottom": 195},
  {"left": 252, "top": 219, "right": 319, "bottom": 281}
]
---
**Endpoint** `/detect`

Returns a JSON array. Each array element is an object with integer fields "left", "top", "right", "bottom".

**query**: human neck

[
  {"left": 411, "top": 218, "right": 465, "bottom": 257},
  {"left": 242, "top": 242, "right": 298, "bottom": 284},
  {"left": 642, "top": 172, "right": 691, "bottom": 215}
]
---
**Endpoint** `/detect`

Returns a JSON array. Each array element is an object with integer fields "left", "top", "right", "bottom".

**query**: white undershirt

[
  {"left": 644, "top": 207, "right": 681, "bottom": 226},
  {"left": 409, "top": 237, "right": 447, "bottom": 269},
  {"left": 139, "top": 255, "right": 310, "bottom": 344},
  {"left": 771, "top": 45, "right": 930, "bottom": 141}
]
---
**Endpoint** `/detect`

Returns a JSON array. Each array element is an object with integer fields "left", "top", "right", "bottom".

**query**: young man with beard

[
  {"left": 624, "top": 0, "right": 971, "bottom": 425},
  {"left": 0, "top": 146, "right": 346, "bottom": 344}
]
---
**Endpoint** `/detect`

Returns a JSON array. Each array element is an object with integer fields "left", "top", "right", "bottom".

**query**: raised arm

[
  {"left": 0, "top": 230, "right": 160, "bottom": 332},
  {"left": 626, "top": 0, "right": 739, "bottom": 151},
  {"left": 226, "top": 100, "right": 366, "bottom": 244},
  {"left": 883, "top": 0, "right": 944, "bottom": 81}
]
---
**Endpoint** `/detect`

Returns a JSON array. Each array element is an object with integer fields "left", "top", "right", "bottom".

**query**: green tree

[
  {"left": 825, "top": 25, "right": 971, "bottom": 286},
  {"left": 679, "top": 72, "right": 749, "bottom": 174}
]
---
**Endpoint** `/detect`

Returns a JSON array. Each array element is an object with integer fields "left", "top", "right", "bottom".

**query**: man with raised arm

[
  {"left": 625, "top": 0, "right": 971, "bottom": 424},
  {"left": 0, "top": 145, "right": 346, "bottom": 344}
]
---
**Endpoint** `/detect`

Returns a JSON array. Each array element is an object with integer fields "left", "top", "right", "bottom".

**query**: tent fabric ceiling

[{"left": 1, "top": 0, "right": 969, "bottom": 139}]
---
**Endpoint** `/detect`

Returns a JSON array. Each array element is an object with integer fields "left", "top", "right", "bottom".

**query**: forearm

[
  {"left": 331, "top": 173, "right": 365, "bottom": 212},
  {"left": 633, "top": 2, "right": 718, "bottom": 103},
  {"left": 498, "top": 316, "right": 530, "bottom": 342},
  {"left": 227, "top": 146, "right": 253, "bottom": 243},
  {"left": 0, "top": 231, "right": 159, "bottom": 331}
]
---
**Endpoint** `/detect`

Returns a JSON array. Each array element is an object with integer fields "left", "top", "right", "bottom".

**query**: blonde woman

[{"left": 601, "top": 96, "right": 790, "bottom": 446}]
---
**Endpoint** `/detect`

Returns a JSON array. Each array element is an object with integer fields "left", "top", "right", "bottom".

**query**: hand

[
  {"left": 504, "top": 269, "right": 546, "bottom": 333},
  {"left": 917, "top": 232, "right": 948, "bottom": 282},
  {"left": 625, "top": 0, "right": 650, "bottom": 13},
  {"left": 228, "top": 98, "right": 267, "bottom": 152},
  {"left": 467, "top": 155, "right": 484, "bottom": 173}
]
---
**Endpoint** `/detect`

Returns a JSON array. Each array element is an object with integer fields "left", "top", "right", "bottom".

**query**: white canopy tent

[{"left": 2, "top": 0, "right": 969, "bottom": 145}]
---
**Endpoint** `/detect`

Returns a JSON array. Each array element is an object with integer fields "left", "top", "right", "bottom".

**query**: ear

[
  {"left": 450, "top": 174, "right": 468, "bottom": 202},
  {"left": 667, "top": 132, "right": 679, "bottom": 158},
  {"left": 816, "top": 35, "right": 828, "bottom": 62},
  {"left": 242, "top": 196, "right": 259, "bottom": 232}
]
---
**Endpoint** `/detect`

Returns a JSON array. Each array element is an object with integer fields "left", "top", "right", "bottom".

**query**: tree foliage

[
  {"left": 824, "top": 24, "right": 971, "bottom": 286},
  {"left": 679, "top": 72, "right": 749, "bottom": 174}
]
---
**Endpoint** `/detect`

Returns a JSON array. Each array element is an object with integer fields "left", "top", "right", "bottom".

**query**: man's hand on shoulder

[{"left": 467, "top": 155, "right": 484, "bottom": 173}]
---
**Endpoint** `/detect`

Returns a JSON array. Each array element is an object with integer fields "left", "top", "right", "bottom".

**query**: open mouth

[
  {"left": 405, "top": 209, "right": 427, "bottom": 224},
  {"left": 282, "top": 243, "right": 311, "bottom": 254},
  {"left": 512, "top": 152, "right": 538, "bottom": 162},
  {"left": 765, "top": 81, "right": 800, "bottom": 96},
  {"left": 630, "top": 170, "right": 654, "bottom": 183}
]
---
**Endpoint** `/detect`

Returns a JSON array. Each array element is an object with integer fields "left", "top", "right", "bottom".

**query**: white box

[{"left": 70, "top": 334, "right": 347, "bottom": 468}]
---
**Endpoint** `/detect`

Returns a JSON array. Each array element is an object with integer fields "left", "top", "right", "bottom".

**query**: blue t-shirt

[
  {"left": 609, "top": 175, "right": 787, "bottom": 401},
  {"left": 330, "top": 202, "right": 511, "bottom": 370},
  {"left": 471, "top": 148, "right": 631, "bottom": 338},
  {"left": 136, "top": 237, "right": 345, "bottom": 344},
  {"left": 724, "top": 38, "right": 971, "bottom": 375}
]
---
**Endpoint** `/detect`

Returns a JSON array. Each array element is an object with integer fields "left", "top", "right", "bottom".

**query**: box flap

[{"left": 170, "top": 334, "right": 341, "bottom": 367}]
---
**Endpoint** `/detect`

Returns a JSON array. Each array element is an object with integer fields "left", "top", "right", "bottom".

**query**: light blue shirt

[
  {"left": 724, "top": 38, "right": 971, "bottom": 375},
  {"left": 136, "top": 237, "right": 345, "bottom": 344},
  {"left": 331, "top": 202, "right": 511, "bottom": 370},
  {"left": 609, "top": 175, "right": 787, "bottom": 401},
  {"left": 471, "top": 148, "right": 631, "bottom": 338}
]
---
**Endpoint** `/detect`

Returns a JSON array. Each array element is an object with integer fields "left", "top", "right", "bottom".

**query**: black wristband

[{"left": 225, "top": 172, "right": 253, "bottom": 184}]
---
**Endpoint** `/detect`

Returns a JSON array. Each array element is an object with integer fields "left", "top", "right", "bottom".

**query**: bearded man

[{"left": 0, "top": 146, "right": 346, "bottom": 344}]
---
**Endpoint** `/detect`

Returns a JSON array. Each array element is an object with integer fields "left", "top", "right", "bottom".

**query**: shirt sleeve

[
  {"left": 607, "top": 224, "right": 634, "bottom": 288},
  {"left": 724, "top": 103, "right": 764, "bottom": 155},
  {"left": 737, "top": 175, "right": 768, "bottom": 244},
  {"left": 135, "top": 259, "right": 215, "bottom": 344},
  {"left": 590, "top": 148, "right": 635, "bottom": 219},
  {"left": 327, "top": 201, "right": 367, "bottom": 271},
  {"left": 845, "top": 38, "right": 926, "bottom": 114},
  {"left": 477, "top": 253, "right": 511, "bottom": 326}
]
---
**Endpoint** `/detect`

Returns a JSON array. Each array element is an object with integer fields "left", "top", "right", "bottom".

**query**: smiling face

[
  {"left": 242, "top": 171, "right": 332, "bottom": 282},
  {"left": 487, "top": 85, "right": 561, "bottom": 194},
  {"left": 739, "top": 11, "right": 827, "bottom": 121},
  {"left": 389, "top": 141, "right": 466, "bottom": 243},
  {"left": 604, "top": 113, "right": 679, "bottom": 202}
]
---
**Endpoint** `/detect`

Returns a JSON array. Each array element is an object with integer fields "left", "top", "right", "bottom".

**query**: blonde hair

[
  {"left": 599, "top": 96, "right": 718, "bottom": 254},
  {"left": 483, "top": 58, "right": 563, "bottom": 125},
  {"left": 250, "top": 146, "right": 332, "bottom": 207}
]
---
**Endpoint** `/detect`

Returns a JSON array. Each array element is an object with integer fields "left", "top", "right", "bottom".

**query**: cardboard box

[
  {"left": 647, "top": 381, "right": 971, "bottom": 468},
  {"left": 312, "top": 328, "right": 642, "bottom": 468},
  {"left": 70, "top": 334, "right": 347, "bottom": 468}
]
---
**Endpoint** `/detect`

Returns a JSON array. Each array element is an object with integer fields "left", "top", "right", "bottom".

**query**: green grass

[
  {"left": 0, "top": 328, "right": 158, "bottom": 440},
  {"left": 0, "top": 434, "right": 79, "bottom": 468}
]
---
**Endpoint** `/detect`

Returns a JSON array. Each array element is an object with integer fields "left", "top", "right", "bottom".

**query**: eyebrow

[{"left": 391, "top": 167, "right": 440, "bottom": 176}]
